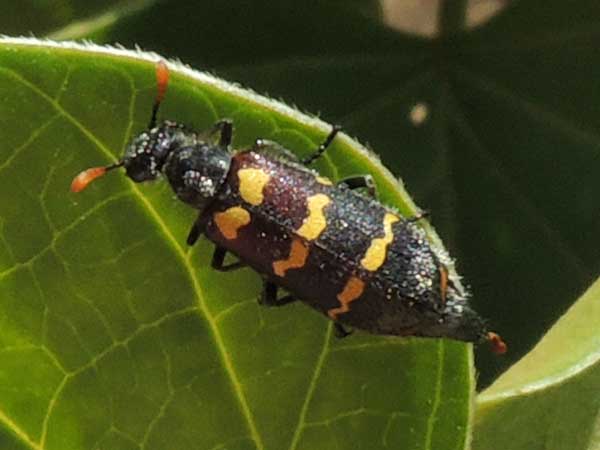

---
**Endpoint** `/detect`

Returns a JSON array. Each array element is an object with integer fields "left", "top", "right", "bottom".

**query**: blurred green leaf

[
  {"left": 473, "top": 276, "right": 600, "bottom": 450},
  {"left": 0, "top": 39, "right": 474, "bottom": 450},
  {"left": 44, "top": 0, "right": 160, "bottom": 41},
  {"left": 0, "top": 0, "right": 135, "bottom": 36}
]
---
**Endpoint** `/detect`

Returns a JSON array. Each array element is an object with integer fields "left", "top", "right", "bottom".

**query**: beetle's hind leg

[
  {"left": 260, "top": 281, "right": 297, "bottom": 307},
  {"left": 211, "top": 246, "right": 246, "bottom": 272},
  {"left": 302, "top": 125, "right": 342, "bottom": 165}
]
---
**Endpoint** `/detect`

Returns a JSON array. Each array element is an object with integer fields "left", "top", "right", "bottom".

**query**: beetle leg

[
  {"left": 407, "top": 210, "right": 430, "bottom": 222},
  {"left": 211, "top": 246, "right": 246, "bottom": 272},
  {"left": 260, "top": 281, "right": 297, "bottom": 307},
  {"left": 302, "top": 124, "right": 342, "bottom": 165},
  {"left": 338, "top": 175, "right": 377, "bottom": 198},
  {"left": 186, "top": 213, "right": 209, "bottom": 246},
  {"left": 334, "top": 323, "right": 353, "bottom": 338},
  {"left": 209, "top": 119, "right": 233, "bottom": 148}
]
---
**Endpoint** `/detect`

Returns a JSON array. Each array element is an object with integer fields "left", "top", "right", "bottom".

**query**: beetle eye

[{"left": 125, "top": 154, "right": 156, "bottom": 182}]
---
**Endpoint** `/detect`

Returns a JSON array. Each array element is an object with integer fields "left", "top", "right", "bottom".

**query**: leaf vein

[
  {"left": 0, "top": 408, "right": 42, "bottom": 450},
  {"left": 423, "top": 340, "right": 444, "bottom": 450},
  {"left": 445, "top": 81, "right": 589, "bottom": 282},
  {"left": 0, "top": 115, "right": 59, "bottom": 173},
  {"left": 287, "top": 323, "right": 332, "bottom": 450},
  {"left": 452, "top": 64, "right": 600, "bottom": 149}
]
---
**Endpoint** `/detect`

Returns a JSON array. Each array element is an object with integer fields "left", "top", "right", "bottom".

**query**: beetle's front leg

[
  {"left": 186, "top": 213, "right": 209, "bottom": 246},
  {"left": 211, "top": 246, "right": 246, "bottom": 272},
  {"left": 209, "top": 119, "right": 233, "bottom": 148},
  {"left": 334, "top": 322, "right": 353, "bottom": 338},
  {"left": 260, "top": 281, "right": 297, "bottom": 307}
]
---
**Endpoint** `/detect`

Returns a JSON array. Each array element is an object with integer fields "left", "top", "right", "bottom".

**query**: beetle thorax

[
  {"left": 122, "top": 120, "right": 231, "bottom": 210},
  {"left": 162, "top": 137, "right": 231, "bottom": 210}
]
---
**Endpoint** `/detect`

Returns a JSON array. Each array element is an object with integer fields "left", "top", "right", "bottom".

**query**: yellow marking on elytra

[
  {"left": 238, "top": 168, "right": 271, "bottom": 206},
  {"left": 214, "top": 206, "right": 251, "bottom": 240},
  {"left": 315, "top": 175, "right": 333, "bottom": 186},
  {"left": 272, "top": 238, "right": 309, "bottom": 277},
  {"left": 360, "top": 213, "right": 399, "bottom": 271},
  {"left": 328, "top": 276, "right": 365, "bottom": 319},
  {"left": 297, "top": 194, "right": 331, "bottom": 240}
]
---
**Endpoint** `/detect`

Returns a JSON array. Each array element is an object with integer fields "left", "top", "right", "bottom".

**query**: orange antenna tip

[
  {"left": 156, "top": 60, "right": 169, "bottom": 104},
  {"left": 70, "top": 161, "right": 123, "bottom": 192},
  {"left": 487, "top": 332, "right": 507, "bottom": 355},
  {"left": 148, "top": 60, "right": 170, "bottom": 128},
  {"left": 70, "top": 167, "right": 107, "bottom": 192}
]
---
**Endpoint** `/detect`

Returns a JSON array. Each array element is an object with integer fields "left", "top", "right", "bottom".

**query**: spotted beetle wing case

[{"left": 204, "top": 149, "right": 487, "bottom": 343}]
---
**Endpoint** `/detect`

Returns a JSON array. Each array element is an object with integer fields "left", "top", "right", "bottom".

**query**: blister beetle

[{"left": 72, "top": 61, "right": 506, "bottom": 353}]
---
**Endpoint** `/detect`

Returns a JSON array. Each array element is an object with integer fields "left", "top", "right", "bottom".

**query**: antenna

[
  {"left": 71, "top": 60, "right": 170, "bottom": 193},
  {"left": 70, "top": 161, "right": 124, "bottom": 193},
  {"left": 149, "top": 60, "right": 170, "bottom": 129}
]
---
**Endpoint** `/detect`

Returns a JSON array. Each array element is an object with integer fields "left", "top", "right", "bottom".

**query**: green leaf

[
  {"left": 0, "top": 39, "right": 474, "bottom": 450},
  {"left": 473, "top": 276, "right": 600, "bottom": 450}
]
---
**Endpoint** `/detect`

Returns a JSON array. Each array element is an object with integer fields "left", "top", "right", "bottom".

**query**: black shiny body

[
  {"left": 120, "top": 119, "right": 489, "bottom": 344},
  {"left": 205, "top": 150, "right": 485, "bottom": 341}
]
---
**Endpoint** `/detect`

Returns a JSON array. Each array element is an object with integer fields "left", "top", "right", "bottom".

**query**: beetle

[{"left": 72, "top": 61, "right": 506, "bottom": 354}]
